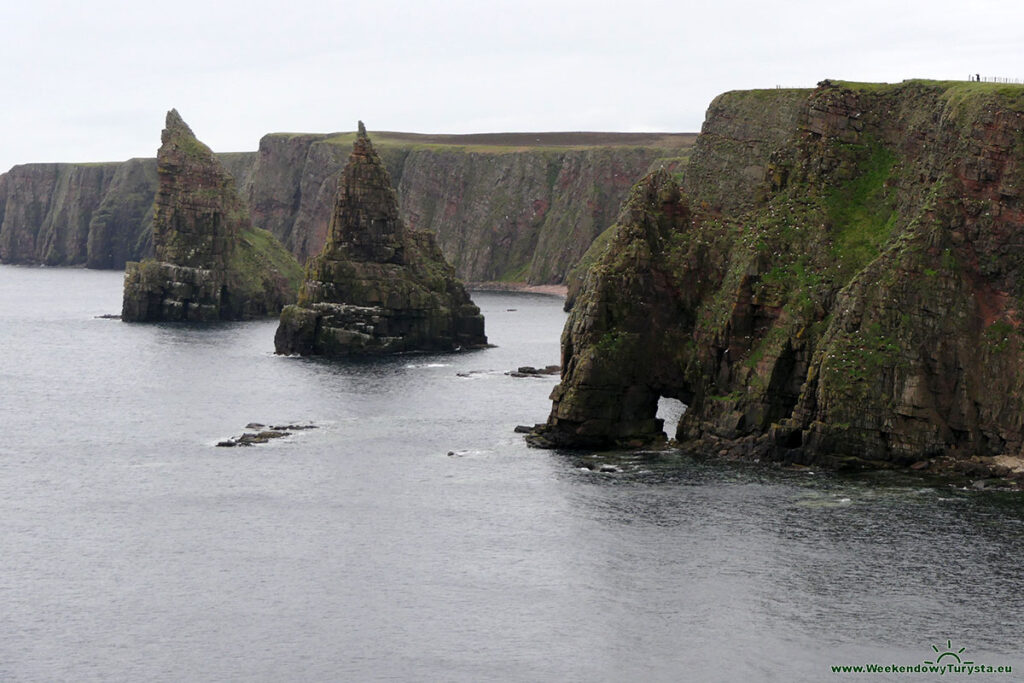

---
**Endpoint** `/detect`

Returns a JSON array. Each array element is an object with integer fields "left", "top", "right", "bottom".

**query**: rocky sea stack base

[
  {"left": 121, "top": 110, "right": 301, "bottom": 322},
  {"left": 274, "top": 124, "right": 486, "bottom": 356}
]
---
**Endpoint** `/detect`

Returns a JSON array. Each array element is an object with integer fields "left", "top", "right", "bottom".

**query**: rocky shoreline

[
  {"left": 468, "top": 282, "right": 568, "bottom": 298},
  {"left": 685, "top": 433, "right": 1024, "bottom": 491}
]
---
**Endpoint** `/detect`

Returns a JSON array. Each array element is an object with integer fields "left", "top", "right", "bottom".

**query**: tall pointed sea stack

[
  {"left": 274, "top": 123, "right": 486, "bottom": 355},
  {"left": 121, "top": 110, "right": 301, "bottom": 321}
]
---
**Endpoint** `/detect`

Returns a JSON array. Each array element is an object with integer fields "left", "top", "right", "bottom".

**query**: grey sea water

[{"left": 1, "top": 264, "right": 1022, "bottom": 682}]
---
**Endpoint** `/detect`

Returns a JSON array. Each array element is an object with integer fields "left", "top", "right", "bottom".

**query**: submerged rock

[
  {"left": 216, "top": 422, "right": 317, "bottom": 447},
  {"left": 531, "top": 79, "right": 1024, "bottom": 479},
  {"left": 121, "top": 110, "right": 302, "bottom": 322},
  {"left": 274, "top": 123, "right": 487, "bottom": 355},
  {"left": 217, "top": 430, "right": 287, "bottom": 447},
  {"left": 507, "top": 365, "right": 561, "bottom": 377}
]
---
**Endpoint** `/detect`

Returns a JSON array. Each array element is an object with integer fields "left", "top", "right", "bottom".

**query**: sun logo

[{"left": 924, "top": 640, "right": 974, "bottom": 666}]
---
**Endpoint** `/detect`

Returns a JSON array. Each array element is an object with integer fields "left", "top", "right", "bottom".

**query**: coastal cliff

[
  {"left": 250, "top": 130, "right": 691, "bottom": 283},
  {"left": 0, "top": 162, "right": 119, "bottom": 266},
  {"left": 0, "top": 132, "right": 692, "bottom": 284},
  {"left": 0, "top": 154, "right": 255, "bottom": 270},
  {"left": 531, "top": 80, "right": 1024, "bottom": 483}
]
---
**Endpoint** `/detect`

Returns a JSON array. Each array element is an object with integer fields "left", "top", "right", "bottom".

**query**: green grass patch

[
  {"left": 498, "top": 261, "right": 530, "bottom": 283},
  {"left": 707, "top": 390, "right": 744, "bottom": 402},
  {"left": 228, "top": 226, "right": 304, "bottom": 298},
  {"left": 595, "top": 330, "right": 629, "bottom": 355},
  {"left": 834, "top": 79, "right": 1024, "bottom": 115},
  {"left": 941, "top": 82, "right": 1024, "bottom": 114},
  {"left": 308, "top": 132, "right": 694, "bottom": 155},
  {"left": 832, "top": 80, "right": 901, "bottom": 92},
  {"left": 826, "top": 139, "right": 897, "bottom": 274},
  {"left": 717, "top": 88, "right": 813, "bottom": 104},
  {"left": 985, "top": 319, "right": 1016, "bottom": 352},
  {"left": 565, "top": 224, "right": 620, "bottom": 295},
  {"left": 174, "top": 134, "right": 214, "bottom": 160}
]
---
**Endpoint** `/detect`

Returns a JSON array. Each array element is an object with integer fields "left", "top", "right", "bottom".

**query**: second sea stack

[{"left": 274, "top": 123, "right": 486, "bottom": 355}]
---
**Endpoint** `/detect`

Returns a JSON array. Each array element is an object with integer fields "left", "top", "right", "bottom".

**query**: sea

[{"left": 1, "top": 264, "right": 1022, "bottom": 682}]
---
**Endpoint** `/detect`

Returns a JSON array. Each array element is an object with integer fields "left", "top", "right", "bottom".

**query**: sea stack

[
  {"left": 121, "top": 110, "right": 301, "bottom": 321},
  {"left": 274, "top": 123, "right": 486, "bottom": 355}
]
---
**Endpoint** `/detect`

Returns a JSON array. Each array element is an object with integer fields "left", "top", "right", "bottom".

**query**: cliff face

[
  {"left": 0, "top": 154, "right": 255, "bottom": 269},
  {"left": 1, "top": 132, "right": 692, "bottom": 284},
  {"left": 274, "top": 126, "right": 486, "bottom": 355},
  {"left": 395, "top": 144, "right": 671, "bottom": 283},
  {"left": 85, "top": 158, "right": 158, "bottom": 269},
  {"left": 255, "top": 132, "right": 690, "bottom": 283},
  {"left": 0, "top": 162, "right": 118, "bottom": 265},
  {"left": 532, "top": 80, "right": 1024, "bottom": 481},
  {"left": 122, "top": 110, "right": 301, "bottom": 322}
]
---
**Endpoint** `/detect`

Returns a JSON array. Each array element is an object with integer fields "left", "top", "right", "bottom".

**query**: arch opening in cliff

[{"left": 656, "top": 396, "right": 687, "bottom": 439}]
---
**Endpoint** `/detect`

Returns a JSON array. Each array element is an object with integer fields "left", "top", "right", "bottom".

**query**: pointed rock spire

[
  {"left": 162, "top": 108, "right": 196, "bottom": 144},
  {"left": 274, "top": 129, "right": 487, "bottom": 355},
  {"left": 122, "top": 110, "right": 302, "bottom": 322},
  {"left": 152, "top": 109, "right": 240, "bottom": 271},
  {"left": 323, "top": 125, "right": 405, "bottom": 264}
]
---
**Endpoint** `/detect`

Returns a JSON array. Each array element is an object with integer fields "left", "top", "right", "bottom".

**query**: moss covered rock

[
  {"left": 274, "top": 125, "right": 487, "bottom": 355},
  {"left": 531, "top": 80, "right": 1024, "bottom": 479},
  {"left": 121, "top": 110, "right": 301, "bottom": 322}
]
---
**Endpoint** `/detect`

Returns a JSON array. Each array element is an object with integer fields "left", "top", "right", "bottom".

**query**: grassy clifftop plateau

[{"left": 533, "top": 79, "right": 1024, "bottom": 486}]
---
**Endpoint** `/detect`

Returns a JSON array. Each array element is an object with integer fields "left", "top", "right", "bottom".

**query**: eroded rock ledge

[
  {"left": 531, "top": 79, "right": 1024, "bottom": 481},
  {"left": 274, "top": 124, "right": 486, "bottom": 355}
]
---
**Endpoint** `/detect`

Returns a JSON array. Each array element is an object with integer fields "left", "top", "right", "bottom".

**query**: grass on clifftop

[
  {"left": 836, "top": 79, "right": 1024, "bottom": 112},
  {"left": 735, "top": 87, "right": 812, "bottom": 98},
  {"left": 269, "top": 131, "right": 697, "bottom": 155}
]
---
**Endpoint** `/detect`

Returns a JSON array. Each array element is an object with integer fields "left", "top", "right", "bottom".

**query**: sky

[{"left": 1, "top": 0, "right": 1021, "bottom": 173}]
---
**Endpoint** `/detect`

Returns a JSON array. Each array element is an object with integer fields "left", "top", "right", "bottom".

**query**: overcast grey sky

[{"left": 1, "top": 0, "right": 1020, "bottom": 172}]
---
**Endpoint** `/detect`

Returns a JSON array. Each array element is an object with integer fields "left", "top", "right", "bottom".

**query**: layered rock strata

[
  {"left": 1, "top": 132, "right": 693, "bottom": 284},
  {"left": 531, "top": 80, "right": 1024, "bottom": 481},
  {"left": 122, "top": 110, "right": 301, "bottom": 322},
  {"left": 0, "top": 162, "right": 120, "bottom": 266},
  {"left": 274, "top": 125, "right": 486, "bottom": 355}
]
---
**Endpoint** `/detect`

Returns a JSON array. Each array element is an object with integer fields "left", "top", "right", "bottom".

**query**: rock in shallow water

[
  {"left": 507, "top": 365, "right": 561, "bottom": 378},
  {"left": 215, "top": 423, "right": 317, "bottom": 447}
]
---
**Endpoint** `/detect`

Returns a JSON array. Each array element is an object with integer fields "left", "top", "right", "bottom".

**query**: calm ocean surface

[{"left": 1, "top": 264, "right": 1022, "bottom": 682}]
